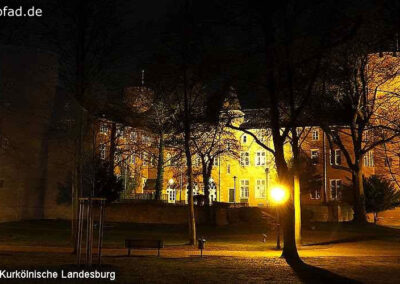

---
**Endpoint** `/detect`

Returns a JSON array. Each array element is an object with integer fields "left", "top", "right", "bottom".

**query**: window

[
  {"left": 330, "top": 179, "right": 342, "bottom": 200},
  {"left": 227, "top": 164, "right": 231, "bottom": 174},
  {"left": 194, "top": 155, "right": 201, "bottom": 167},
  {"left": 242, "top": 135, "right": 247, "bottom": 144},
  {"left": 310, "top": 149, "right": 319, "bottom": 165},
  {"left": 213, "top": 156, "right": 219, "bottom": 166},
  {"left": 116, "top": 126, "right": 124, "bottom": 137},
  {"left": 255, "top": 151, "right": 266, "bottom": 166},
  {"left": 363, "top": 151, "right": 374, "bottom": 167},
  {"left": 114, "top": 150, "right": 122, "bottom": 164},
  {"left": 142, "top": 153, "right": 147, "bottom": 166},
  {"left": 130, "top": 154, "right": 135, "bottom": 164},
  {"left": 240, "top": 152, "right": 250, "bottom": 166},
  {"left": 100, "top": 144, "right": 106, "bottom": 160},
  {"left": 255, "top": 179, "right": 266, "bottom": 198},
  {"left": 330, "top": 149, "right": 341, "bottom": 166},
  {"left": 310, "top": 188, "right": 321, "bottom": 199},
  {"left": 312, "top": 129, "right": 319, "bottom": 141},
  {"left": 166, "top": 153, "right": 172, "bottom": 166},
  {"left": 150, "top": 156, "right": 156, "bottom": 167},
  {"left": 100, "top": 123, "right": 108, "bottom": 134},
  {"left": 130, "top": 131, "right": 137, "bottom": 141},
  {"left": 142, "top": 135, "right": 151, "bottom": 144},
  {"left": 240, "top": 180, "right": 249, "bottom": 199}
]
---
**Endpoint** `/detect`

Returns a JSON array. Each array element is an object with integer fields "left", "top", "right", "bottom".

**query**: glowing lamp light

[
  {"left": 168, "top": 179, "right": 174, "bottom": 185},
  {"left": 270, "top": 185, "right": 289, "bottom": 205}
]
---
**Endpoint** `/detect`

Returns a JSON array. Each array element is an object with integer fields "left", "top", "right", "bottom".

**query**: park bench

[{"left": 125, "top": 239, "right": 164, "bottom": 257}]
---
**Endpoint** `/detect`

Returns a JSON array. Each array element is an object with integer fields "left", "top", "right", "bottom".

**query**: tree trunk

[
  {"left": 202, "top": 159, "right": 213, "bottom": 207},
  {"left": 203, "top": 171, "right": 210, "bottom": 207},
  {"left": 352, "top": 158, "right": 367, "bottom": 223},
  {"left": 184, "top": 136, "right": 196, "bottom": 245},
  {"left": 275, "top": 151, "right": 300, "bottom": 263},
  {"left": 155, "top": 133, "right": 164, "bottom": 200}
]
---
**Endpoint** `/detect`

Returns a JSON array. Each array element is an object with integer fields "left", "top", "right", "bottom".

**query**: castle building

[{"left": 94, "top": 89, "right": 382, "bottom": 223}]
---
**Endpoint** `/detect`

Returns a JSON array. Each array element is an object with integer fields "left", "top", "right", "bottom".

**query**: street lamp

[
  {"left": 269, "top": 184, "right": 289, "bottom": 249},
  {"left": 233, "top": 176, "right": 237, "bottom": 204}
]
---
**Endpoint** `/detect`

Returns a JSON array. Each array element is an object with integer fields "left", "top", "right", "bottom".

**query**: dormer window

[
  {"left": 100, "top": 123, "right": 108, "bottom": 134},
  {"left": 312, "top": 129, "right": 319, "bottom": 141},
  {"left": 242, "top": 135, "right": 247, "bottom": 144}
]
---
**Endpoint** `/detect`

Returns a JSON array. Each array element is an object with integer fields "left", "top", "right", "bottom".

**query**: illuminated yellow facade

[{"left": 96, "top": 106, "right": 293, "bottom": 207}]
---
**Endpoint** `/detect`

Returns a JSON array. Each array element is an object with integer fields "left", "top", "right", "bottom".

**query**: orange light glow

[{"left": 269, "top": 185, "right": 289, "bottom": 204}]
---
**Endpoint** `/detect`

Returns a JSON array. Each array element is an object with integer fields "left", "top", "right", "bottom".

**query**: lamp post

[
  {"left": 269, "top": 185, "right": 289, "bottom": 249},
  {"left": 233, "top": 176, "right": 237, "bottom": 204}
]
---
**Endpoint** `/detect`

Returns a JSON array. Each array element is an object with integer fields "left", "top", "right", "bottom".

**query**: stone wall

[
  {"left": 303, "top": 203, "right": 354, "bottom": 223},
  {"left": 44, "top": 200, "right": 269, "bottom": 226}
]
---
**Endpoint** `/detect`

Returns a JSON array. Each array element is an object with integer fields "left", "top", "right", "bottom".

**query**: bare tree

[
  {"left": 192, "top": 117, "right": 239, "bottom": 206},
  {"left": 317, "top": 51, "right": 400, "bottom": 223}
]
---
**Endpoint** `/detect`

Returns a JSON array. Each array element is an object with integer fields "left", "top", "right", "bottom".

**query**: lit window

[
  {"left": 193, "top": 155, "right": 201, "bottom": 167},
  {"left": 330, "top": 149, "right": 341, "bottom": 166},
  {"left": 116, "top": 126, "right": 124, "bottom": 137},
  {"left": 330, "top": 179, "right": 341, "bottom": 200},
  {"left": 240, "top": 180, "right": 249, "bottom": 199},
  {"left": 130, "top": 131, "right": 137, "bottom": 141},
  {"left": 240, "top": 152, "right": 250, "bottom": 166},
  {"left": 114, "top": 150, "right": 122, "bottom": 164},
  {"left": 100, "top": 144, "right": 106, "bottom": 160},
  {"left": 150, "top": 155, "right": 156, "bottom": 167},
  {"left": 255, "top": 151, "right": 266, "bottom": 166},
  {"left": 363, "top": 151, "right": 374, "bottom": 167},
  {"left": 100, "top": 123, "right": 108, "bottom": 134},
  {"left": 142, "top": 153, "right": 147, "bottom": 166},
  {"left": 312, "top": 129, "right": 319, "bottom": 141},
  {"left": 242, "top": 135, "right": 247, "bottom": 144},
  {"left": 255, "top": 179, "right": 266, "bottom": 198},
  {"left": 166, "top": 153, "right": 172, "bottom": 166},
  {"left": 311, "top": 149, "right": 319, "bottom": 165},
  {"left": 310, "top": 188, "right": 321, "bottom": 199}
]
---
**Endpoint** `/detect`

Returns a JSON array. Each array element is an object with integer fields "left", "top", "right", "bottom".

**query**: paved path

[{"left": 1, "top": 238, "right": 400, "bottom": 258}]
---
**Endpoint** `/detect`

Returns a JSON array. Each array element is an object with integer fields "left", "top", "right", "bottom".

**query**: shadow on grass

[
  {"left": 302, "top": 236, "right": 377, "bottom": 246},
  {"left": 287, "top": 259, "right": 361, "bottom": 284}
]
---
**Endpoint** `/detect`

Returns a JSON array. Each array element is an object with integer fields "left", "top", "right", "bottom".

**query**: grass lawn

[{"left": 0, "top": 219, "right": 399, "bottom": 251}]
